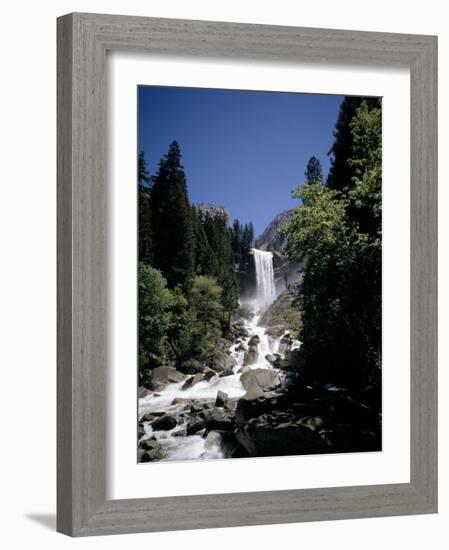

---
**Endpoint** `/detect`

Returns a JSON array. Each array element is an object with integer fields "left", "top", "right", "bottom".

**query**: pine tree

[
  {"left": 138, "top": 151, "right": 153, "bottom": 264},
  {"left": 247, "top": 222, "right": 255, "bottom": 247},
  {"left": 231, "top": 219, "right": 243, "bottom": 264},
  {"left": 138, "top": 150, "right": 151, "bottom": 186},
  {"left": 202, "top": 213, "right": 239, "bottom": 324},
  {"left": 191, "top": 206, "right": 217, "bottom": 275},
  {"left": 150, "top": 141, "right": 195, "bottom": 289},
  {"left": 304, "top": 156, "right": 323, "bottom": 184},
  {"left": 327, "top": 97, "right": 380, "bottom": 191}
]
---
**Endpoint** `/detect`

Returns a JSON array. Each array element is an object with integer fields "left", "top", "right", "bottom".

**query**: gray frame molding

[{"left": 57, "top": 12, "right": 438, "bottom": 537}]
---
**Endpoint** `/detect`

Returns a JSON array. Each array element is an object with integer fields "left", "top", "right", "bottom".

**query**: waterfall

[{"left": 251, "top": 248, "right": 276, "bottom": 309}]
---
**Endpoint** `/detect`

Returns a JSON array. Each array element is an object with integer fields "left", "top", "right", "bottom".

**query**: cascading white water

[
  {"left": 138, "top": 313, "right": 283, "bottom": 462},
  {"left": 251, "top": 248, "right": 276, "bottom": 309},
  {"left": 138, "top": 250, "right": 288, "bottom": 463}
]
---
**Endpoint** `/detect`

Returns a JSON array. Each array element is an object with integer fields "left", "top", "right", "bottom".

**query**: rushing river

[{"left": 138, "top": 249, "right": 299, "bottom": 462}]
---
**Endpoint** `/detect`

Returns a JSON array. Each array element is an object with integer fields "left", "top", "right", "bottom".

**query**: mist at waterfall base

[{"left": 138, "top": 248, "right": 298, "bottom": 462}]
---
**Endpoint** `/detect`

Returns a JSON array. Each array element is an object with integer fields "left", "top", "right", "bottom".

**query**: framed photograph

[{"left": 57, "top": 13, "right": 437, "bottom": 536}]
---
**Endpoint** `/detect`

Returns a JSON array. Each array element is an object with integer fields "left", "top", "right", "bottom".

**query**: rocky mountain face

[
  {"left": 196, "top": 203, "right": 230, "bottom": 223},
  {"left": 255, "top": 209, "right": 294, "bottom": 252}
]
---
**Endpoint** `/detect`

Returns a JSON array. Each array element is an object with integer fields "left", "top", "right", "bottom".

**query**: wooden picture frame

[{"left": 57, "top": 12, "right": 438, "bottom": 536}]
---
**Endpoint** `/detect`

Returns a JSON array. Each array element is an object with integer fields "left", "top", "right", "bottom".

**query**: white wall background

[{"left": 0, "top": 1, "right": 445, "bottom": 547}]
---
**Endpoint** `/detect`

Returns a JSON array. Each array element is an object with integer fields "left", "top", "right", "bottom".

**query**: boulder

[
  {"left": 138, "top": 386, "right": 151, "bottom": 399},
  {"left": 191, "top": 373, "right": 205, "bottom": 386},
  {"left": 139, "top": 437, "right": 164, "bottom": 462},
  {"left": 215, "top": 390, "right": 228, "bottom": 408},
  {"left": 203, "top": 409, "right": 234, "bottom": 431},
  {"left": 243, "top": 345, "right": 259, "bottom": 366},
  {"left": 242, "top": 386, "right": 264, "bottom": 401},
  {"left": 248, "top": 334, "right": 260, "bottom": 347},
  {"left": 210, "top": 350, "right": 237, "bottom": 372},
  {"left": 265, "top": 353, "right": 281, "bottom": 367},
  {"left": 186, "top": 418, "right": 206, "bottom": 435},
  {"left": 236, "top": 419, "right": 329, "bottom": 457},
  {"left": 190, "top": 401, "right": 208, "bottom": 414},
  {"left": 139, "top": 437, "right": 161, "bottom": 452},
  {"left": 235, "top": 397, "right": 276, "bottom": 425},
  {"left": 278, "top": 333, "right": 294, "bottom": 355},
  {"left": 203, "top": 367, "right": 217, "bottom": 381},
  {"left": 151, "top": 414, "right": 177, "bottom": 431},
  {"left": 240, "top": 368, "right": 281, "bottom": 395},
  {"left": 182, "top": 373, "right": 205, "bottom": 390},
  {"left": 140, "top": 444, "right": 164, "bottom": 462},
  {"left": 151, "top": 366, "right": 185, "bottom": 391},
  {"left": 235, "top": 342, "right": 248, "bottom": 353},
  {"left": 139, "top": 413, "right": 155, "bottom": 423}
]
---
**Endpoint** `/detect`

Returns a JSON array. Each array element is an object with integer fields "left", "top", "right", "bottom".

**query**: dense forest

[
  {"left": 138, "top": 96, "right": 382, "bottom": 461},
  {"left": 138, "top": 141, "right": 254, "bottom": 382}
]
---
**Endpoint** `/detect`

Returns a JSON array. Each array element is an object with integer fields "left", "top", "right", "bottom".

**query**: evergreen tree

[
  {"left": 191, "top": 206, "right": 217, "bottom": 275},
  {"left": 247, "top": 222, "right": 255, "bottom": 247},
  {"left": 150, "top": 141, "right": 195, "bottom": 289},
  {"left": 242, "top": 223, "right": 251, "bottom": 250},
  {"left": 231, "top": 219, "right": 243, "bottom": 264},
  {"left": 326, "top": 96, "right": 381, "bottom": 191},
  {"left": 138, "top": 151, "right": 153, "bottom": 264},
  {"left": 304, "top": 156, "right": 323, "bottom": 184},
  {"left": 138, "top": 150, "right": 151, "bottom": 186},
  {"left": 202, "top": 213, "right": 239, "bottom": 324}
]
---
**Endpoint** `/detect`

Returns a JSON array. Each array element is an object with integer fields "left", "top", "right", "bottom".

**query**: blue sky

[{"left": 138, "top": 86, "right": 344, "bottom": 236}]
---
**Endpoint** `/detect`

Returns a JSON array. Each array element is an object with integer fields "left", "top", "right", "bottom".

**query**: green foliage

[
  {"left": 286, "top": 183, "right": 348, "bottom": 259},
  {"left": 283, "top": 99, "right": 382, "bottom": 392},
  {"left": 138, "top": 264, "right": 173, "bottom": 369},
  {"left": 187, "top": 276, "right": 224, "bottom": 361},
  {"left": 165, "top": 285, "right": 195, "bottom": 362},
  {"left": 138, "top": 265, "right": 226, "bottom": 368}
]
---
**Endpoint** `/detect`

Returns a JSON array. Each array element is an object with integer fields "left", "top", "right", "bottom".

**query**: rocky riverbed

[
  {"left": 137, "top": 309, "right": 302, "bottom": 462},
  {"left": 137, "top": 306, "right": 381, "bottom": 462}
]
